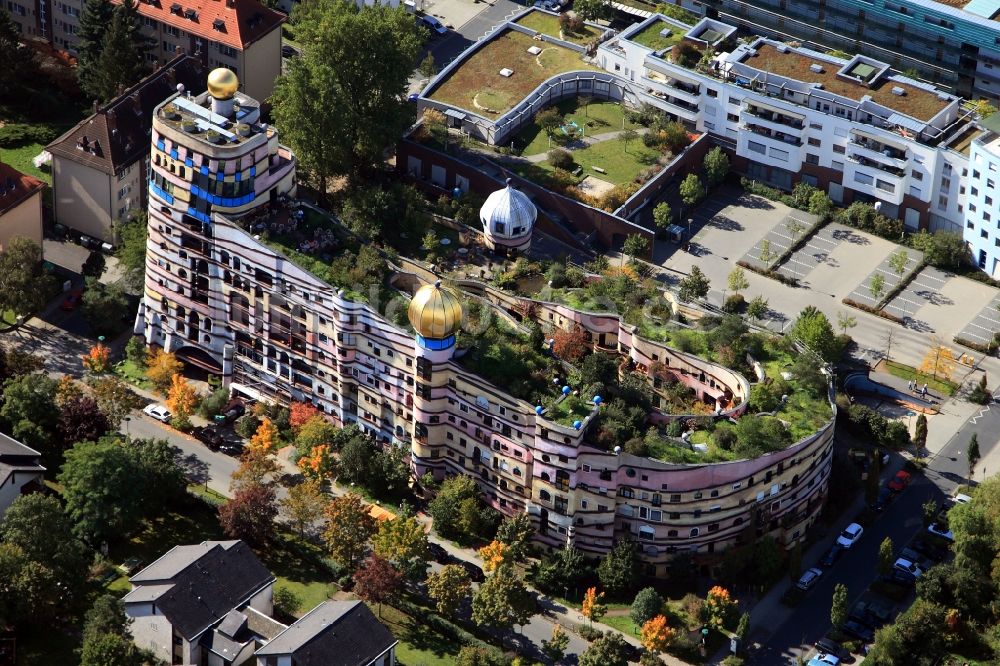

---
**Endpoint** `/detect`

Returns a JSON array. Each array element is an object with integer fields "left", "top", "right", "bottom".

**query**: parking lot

[
  {"left": 956, "top": 291, "right": 1000, "bottom": 349},
  {"left": 844, "top": 244, "right": 924, "bottom": 312},
  {"left": 878, "top": 267, "right": 998, "bottom": 337},
  {"left": 737, "top": 210, "right": 818, "bottom": 273}
]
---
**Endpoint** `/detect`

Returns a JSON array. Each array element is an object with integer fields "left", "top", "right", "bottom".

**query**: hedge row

[
  {"left": 0, "top": 123, "right": 59, "bottom": 148},
  {"left": 871, "top": 260, "right": 926, "bottom": 311},
  {"left": 953, "top": 335, "right": 999, "bottom": 355},
  {"left": 841, "top": 297, "right": 905, "bottom": 325},
  {"left": 736, "top": 259, "right": 799, "bottom": 287}
]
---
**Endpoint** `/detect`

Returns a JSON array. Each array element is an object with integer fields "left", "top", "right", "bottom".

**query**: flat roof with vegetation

[
  {"left": 427, "top": 29, "right": 602, "bottom": 119},
  {"left": 514, "top": 10, "right": 603, "bottom": 45},
  {"left": 743, "top": 44, "right": 951, "bottom": 122},
  {"left": 628, "top": 19, "right": 687, "bottom": 51}
]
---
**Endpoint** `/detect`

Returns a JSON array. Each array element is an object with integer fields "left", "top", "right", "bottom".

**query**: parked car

[
  {"left": 533, "top": 0, "right": 560, "bottom": 10},
  {"left": 419, "top": 15, "right": 447, "bottom": 35},
  {"left": 191, "top": 425, "right": 225, "bottom": 450},
  {"left": 910, "top": 538, "right": 948, "bottom": 562},
  {"left": 836, "top": 522, "right": 864, "bottom": 549},
  {"left": 879, "top": 569, "right": 917, "bottom": 587},
  {"left": 850, "top": 599, "right": 893, "bottom": 627},
  {"left": 281, "top": 44, "right": 299, "bottom": 58},
  {"left": 459, "top": 560, "right": 485, "bottom": 583},
  {"left": 805, "top": 653, "right": 837, "bottom": 666},
  {"left": 899, "top": 547, "right": 932, "bottom": 572},
  {"left": 927, "top": 522, "right": 954, "bottom": 541},
  {"left": 841, "top": 619, "right": 875, "bottom": 643},
  {"left": 814, "top": 638, "right": 849, "bottom": 661},
  {"left": 870, "top": 487, "right": 893, "bottom": 512},
  {"left": 951, "top": 492, "right": 972, "bottom": 505},
  {"left": 427, "top": 543, "right": 449, "bottom": 564},
  {"left": 796, "top": 567, "right": 823, "bottom": 591},
  {"left": 142, "top": 404, "right": 172, "bottom": 423},
  {"left": 218, "top": 439, "right": 244, "bottom": 457},
  {"left": 819, "top": 543, "right": 844, "bottom": 568},
  {"left": 894, "top": 557, "right": 924, "bottom": 578},
  {"left": 60, "top": 289, "right": 83, "bottom": 311},
  {"left": 219, "top": 402, "right": 245, "bottom": 425},
  {"left": 887, "top": 470, "right": 912, "bottom": 492}
]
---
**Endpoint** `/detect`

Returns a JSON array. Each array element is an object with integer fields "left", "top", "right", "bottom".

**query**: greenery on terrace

[
  {"left": 628, "top": 19, "right": 687, "bottom": 51},
  {"left": 514, "top": 10, "right": 602, "bottom": 45},
  {"left": 514, "top": 98, "right": 638, "bottom": 157},
  {"left": 427, "top": 30, "right": 601, "bottom": 119}
]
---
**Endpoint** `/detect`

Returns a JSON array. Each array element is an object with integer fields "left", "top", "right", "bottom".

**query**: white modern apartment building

[
  {"left": 966, "top": 131, "right": 1000, "bottom": 275},
  {"left": 597, "top": 14, "right": 976, "bottom": 231}
]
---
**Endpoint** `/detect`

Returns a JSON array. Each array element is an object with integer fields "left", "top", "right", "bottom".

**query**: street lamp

[{"left": 124, "top": 416, "right": 131, "bottom": 441}]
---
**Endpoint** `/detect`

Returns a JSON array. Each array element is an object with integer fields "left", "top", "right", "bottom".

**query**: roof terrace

[
  {"left": 156, "top": 91, "right": 264, "bottom": 148},
  {"left": 733, "top": 43, "right": 953, "bottom": 122},
  {"left": 426, "top": 29, "right": 601, "bottom": 119}
]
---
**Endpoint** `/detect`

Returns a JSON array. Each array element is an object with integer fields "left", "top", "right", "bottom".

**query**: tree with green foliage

[
  {"left": 836, "top": 311, "right": 857, "bottom": 336},
  {"left": 866, "top": 599, "right": 949, "bottom": 665},
  {"left": 830, "top": 583, "right": 848, "bottom": 630},
  {"left": 727, "top": 266, "right": 749, "bottom": 298},
  {"left": 677, "top": 266, "right": 711, "bottom": 303},
  {"left": 0, "top": 237, "right": 55, "bottom": 317},
  {"left": 967, "top": 433, "right": 980, "bottom": 481},
  {"left": 82, "top": 278, "right": 131, "bottom": 338},
  {"left": 622, "top": 233, "right": 649, "bottom": 264},
  {"left": 79, "top": 594, "right": 153, "bottom": 666},
  {"left": 86, "top": 0, "right": 146, "bottom": 102},
  {"left": 757, "top": 238, "right": 774, "bottom": 266},
  {"left": 0, "top": 541, "right": 58, "bottom": 626},
  {"left": 597, "top": 539, "right": 637, "bottom": 597},
  {"left": 472, "top": 564, "right": 535, "bottom": 640},
  {"left": 704, "top": 146, "right": 730, "bottom": 186},
  {"left": 747, "top": 295, "right": 769, "bottom": 323},
  {"left": 679, "top": 173, "right": 706, "bottom": 210},
  {"left": 910, "top": 229, "right": 968, "bottom": 269},
  {"left": 878, "top": 537, "right": 894, "bottom": 576},
  {"left": 541, "top": 624, "right": 570, "bottom": 664},
  {"left": 580, "top": 632, "right": 631, "bottom": 666},
  {"left": 1, "top": 372, "right": 58, "bottom": 454},
  {"left": 419, "top": 52, "right": 436, "bottom": 78},
  {"left": 889, "top": 249, "right": 910, "bottom": 277},
  {"left": 426, "top": 564, "right": 472, "bottom": 617},
  {"left": 790, "top": 306, "right": 838, "bottom": 362},
  {"left": 808, "top": 190, "right": 833, "bottom": 217},
  {"left": 114, "top": 211, "right": 148, "bottom": 291},
  {"left": 752, "top": 536, "right": 783, "bottom": 586},
  {"left": 272, "top": 0, "right": 423, "bottom": 193},
  {"left": 630, "top": 587, "right": 664, "bottom": 627},
  {"left": 89, "top": 375, "right": 143, "bottom": 428},
  {"left": 573, "top": 0, "right": 611, "bottom": 21},
  {"left": 618, "top": 127, "right": 640, "bottom": 154},
  {"left": 0, "top": 494, "right": 89, "bottom": 610},
  {"left": 323, "top": 493, "right": 376, "bottom": 570},
  {"left": 868, "top": 272, "right": 886, "bottom": 303},
  {"left": 0, "top": 6, "right": 38, "bottom": 98},
  {"left": 495, "top": 511, "right": 533, "bottom": 562},
  {"left": 58, "top": 439, "right": 146, "bottom": 542},
  {"left": 76, "top": 0, "right": 114, "bottom": 100},
  {"left": 921, "top": 498, "right": 938, "bottom": 527},
  {"left": 372, "top": 513, "right": 429, "bottom": 580},
  {"left": 736, "top": 611, "right": 751, "bottom": 643},
  {"left": 653, "top": 201, "right": 673, "bottom": 231},
  {"left": 429, "top": 474, "right": 480, "bottom": 539}
]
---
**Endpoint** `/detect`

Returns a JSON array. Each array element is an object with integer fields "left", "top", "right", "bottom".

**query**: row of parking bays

[{"left": 789, "top": 463, "right": 959, "bottom": 666}]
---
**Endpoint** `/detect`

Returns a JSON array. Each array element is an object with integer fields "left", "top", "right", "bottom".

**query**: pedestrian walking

[
  {"left": 921, "top": 383, "right": 928, "bottom": 397},
  {"left": 908, "top": 380, "right": 914, "bottom": 391}
]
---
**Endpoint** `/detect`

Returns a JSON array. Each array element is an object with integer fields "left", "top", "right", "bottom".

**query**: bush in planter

[{"left": 722, "top": 293, "right": 745, "bottom": 313}]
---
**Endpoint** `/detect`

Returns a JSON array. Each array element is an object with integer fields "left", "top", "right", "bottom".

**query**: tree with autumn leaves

[
  {"left": 297, "top": 444, "right": 337, "bottom": 481},
  {"left": 426, "top": 564, "right": 471, "bottom": 616},
  {"left": 479, "top": 540, "right": 512, "bottom": 574},
  {"left": 581, "top": 586, "right": 608, "bottom": 627},
  {"left": 144, "top": 348, "right": 182, "bottom": 394},
  {"left": 552, "top": 325, "right": 589, "bottom": 363},
  {"left": 81, "top": 343, "right": 111, "bottom": 374},
  {"left": 705, "top": 585, "right": 738, "bottom": 629},
  {"left": 165, "top": 374, "right": 199, "bottom": 431},
  {"left": 641, "top": 614, "right": 677, "bottom": 654},
  {"left": 323, "top": 493, "right": 376, "bottom": 571},
  {"left": 372, "top": 513, "right": 429, "bottom": 581},
  {"left": 249, "top": 417, "right": 280, "bottom": 454},
  {"left": 353, "top": 554, "right": 402, "bottom": 618}
]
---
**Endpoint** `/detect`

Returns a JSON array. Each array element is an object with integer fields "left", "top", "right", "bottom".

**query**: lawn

[
  {"left": 515, "top": 98, "right": 637, "bottom": 156},
  {"left": 3, "top": 141, "right": 51, "bottom": 184},
  {"left": 115, "top": 358, "right": 156, "bottom": 392},
  {"left": 628, "top": 19, "right": 687, "bottom": 51},
  {"left": 536, "top": 138, "right": 663, "bottom": 186},
  {"left": 543, "top": 393, "right": 594, "bottom": 426},
  {"left": 515, "top": 11, "right": 602, "bottom": 45},
  {"left": 882, "top": 359, "right": 959, "bottom": 396},
  {"left": 429, "top": 29, "right": 601, "bottom": 118},
  {"left": 380, "top": 604, "right": 462, "bottom": 666}
]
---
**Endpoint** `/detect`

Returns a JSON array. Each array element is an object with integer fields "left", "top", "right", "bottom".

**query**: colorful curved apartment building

[{"left": 139, "top": 70, "right": 835, "bottom": 575}]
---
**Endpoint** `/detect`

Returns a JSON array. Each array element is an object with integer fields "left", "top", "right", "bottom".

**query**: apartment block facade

[
  {"left": 966, "top": 131, "right": 1000, "bottom": 274},
  {"left": 7, "top": 0, "right": 283, "bottom": 102},
  {"left": 596, "top": 15, "right": 975, "bottom": 231},
  {"left": 138, "top": 69, "right": 835, "bottom": 573},
  {"left": 703, "top": 0, "right": 1000, "bottom": 100}
]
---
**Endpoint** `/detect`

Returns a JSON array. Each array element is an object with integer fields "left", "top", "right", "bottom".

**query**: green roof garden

[{"left": 627, "top": 19, "right": 687, "bottom": 52}]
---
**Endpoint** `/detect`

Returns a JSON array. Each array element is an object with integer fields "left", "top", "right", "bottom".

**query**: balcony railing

[
  {"left": 846, "top": 154, "right": 905, "bottom": 178},
  {"left": 742, "top": 124, "right": 802, "bottom": 147},
  {"left": 743, "top": 105, "right": 804, "bottom": 129}
]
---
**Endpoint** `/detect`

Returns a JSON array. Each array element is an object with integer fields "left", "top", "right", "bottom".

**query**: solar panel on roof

[{"left": 173, "top": 96, "right": 229, "bottom": 127}]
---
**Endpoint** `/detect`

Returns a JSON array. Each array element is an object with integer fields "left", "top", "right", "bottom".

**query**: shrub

[
  {"left": 0, "top": 124, "right": 59, "bottom": 148},
  {"left": 199, "top": 386, "right": 230, "bottom": 419},
  {"left": 235, "top": 414, "right": 260, "bottom": 439},
  {"left": 722, "top": 294, "right": 745, "bottom": 313},
  {"left": 548, "top": 148, "right": 575, "bottom": 170},
  {"left": 273, "top": 586, "right": 301, "bottom": 618}
]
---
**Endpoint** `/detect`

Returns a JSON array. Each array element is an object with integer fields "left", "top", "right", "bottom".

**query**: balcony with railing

[
  {"left": 642, "top": 68, "right": 701, "bottom": 103},
  {"left": 843, "top": 158, "right": 906, "bottom": 204},
  {"left": 847, "top": 133, "right": 908, "bottom": 170},
  {"left": 741, "top": 103, "right": 805, "bottom": 131},
  {"left": 741, "top": 123, "right": 802, "bottom": 147}
]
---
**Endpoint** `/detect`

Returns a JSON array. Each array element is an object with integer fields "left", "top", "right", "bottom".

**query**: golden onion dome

[
  {"left": 408, "top": 280, "right": 463, "bottom": 340},
  {"left": 207, "top": 68, "right": 239, "bottom": 99}
]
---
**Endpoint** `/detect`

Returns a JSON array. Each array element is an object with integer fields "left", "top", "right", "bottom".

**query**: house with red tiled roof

[
  {"left": 8, "top": 0, "right": 283, "bottom": 103},
  {"left": 0, "top": 160, "right": 44, "bottom": 253}
]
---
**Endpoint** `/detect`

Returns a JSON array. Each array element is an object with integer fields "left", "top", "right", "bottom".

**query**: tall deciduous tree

[
  {"left": 598, "top": 540, "right": 638, "bottom": 596},
  {"left": 653, "top": 202, "right": 672, "bottom": 231},
  {"left": 495, "top": 511, "right": 533, "bottom": 561},
  {"left": 641, "top": 614, "right": 676, "bottom": 654},
  {"left": 830, "top": 583, "right": 849, "bottom": 629},
  {"left": 0, "top": 238, "right": 54, "bottom": 316},
  {"left": 878, "top": 537, "right": 894, "bottom": 576},
  {"left": 166, "top": 374, "right": 199, "bottom": 430},
  {"left": 677, "top": 266, "right": 711, "bottom": 303},
  {"left": 622, "top": 234, "right": 649, "bottom": 264},
  {"left": 426, "top": 564, "right": 471, "bottom": 616},
  {"left": 219, "top": 482, "right": 278, "bottom": 545},
  {"left": 88, "top": 375, "right": 143, "bottom": 428},
  {"left": 231, "top": 447, "right": 280, "bottom": 491},
  {"left": 145, "top": 348, "right": 182, "bottom": 394},
  {"left": 579, "top": 633, "right": 630, "bottom": 666},
  {"left": 471, "top": 564, "right": 534, "bottom": 639},
  {"left": 967, "top": 433, "right": 980, "bottom": 480},
  {"left": 1, "top": 372, "right": 58, "bottom": 454},
  {"left": 727, "top": 266, "right": 749, "bottom": 297},
  {"left": 323, "top": 493, "right": 376, "bottom": 570},
  {"left": 58, "top": 396, "right": 111, "bottom": 448},
  {"left": 791, "top": 306, "right": 838, "bottom": 362},
  {"left": 679, "top": 173, "right": 706, "bottom": 210},
  {"left": 271, "top": 0, "right": 423, "bottom": 193},
  {"left": 81, "top": 278, "right": 130, "bottom": 338},
  {"left": 114, "top": 211, "right": 148, "bottom": 291},
  {"left": 353, "top": 555, "right": 402, "bottom": 617},
  {"left": 79, "top": 594, "right": 151, "bottom": 666},
  {"left": 281, "top": 478, "right": 326, "bottom": 537},
  {"left": 581, "top": 586, "right": 607, "bottom": 626},
  {"left": 0, "top": 542, "right": 57, "bottom": 627},
  {"left": 58, "top": 439, "right": 145, "bottom": 542},
  {"left": 703, "top": 146, "right": 730, "bottom": 186},
  {"left": 429, "top": 475, "right": 480, "bottom": 538},
  {"left": 573, "top": 0, "right": 611, "bottom": 21},
  {"left": 372, "top": 514, "right": 429, "bottom": 580},
  {"left": 631, "top": 587, "right": 663, "bottom": 627}
]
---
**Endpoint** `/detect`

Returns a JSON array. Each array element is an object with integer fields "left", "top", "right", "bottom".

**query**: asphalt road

[
  {"left": 925, "top": 386, "right": 1000, "bottom": 491},
  {"left": 749, "top": 474, "right": 944, "bottom": 665}
]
